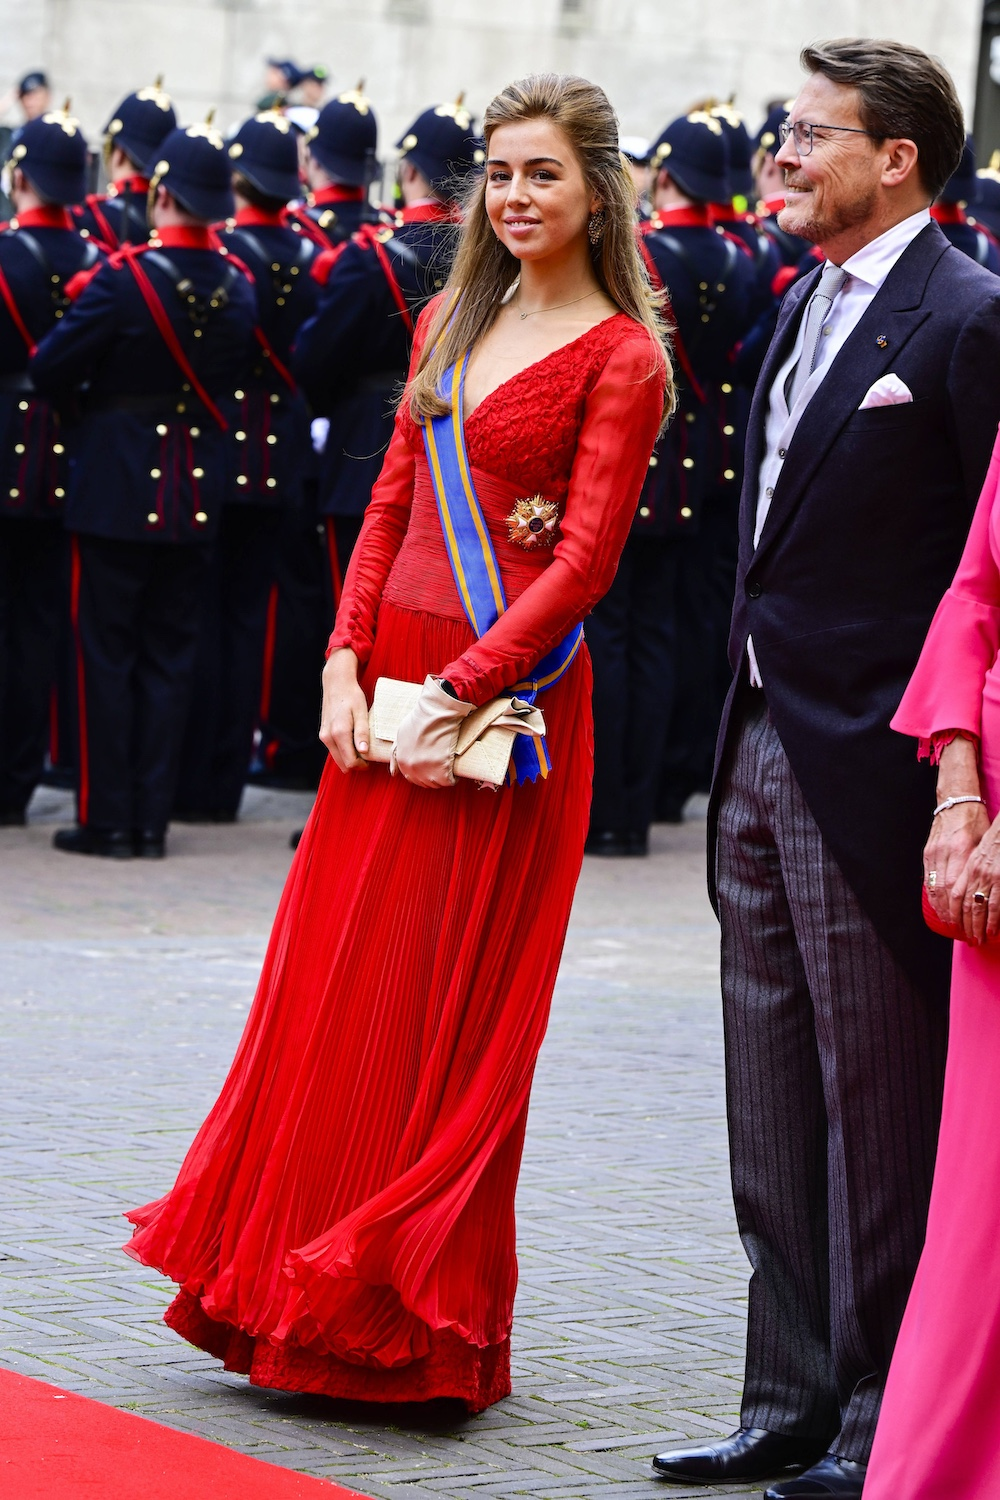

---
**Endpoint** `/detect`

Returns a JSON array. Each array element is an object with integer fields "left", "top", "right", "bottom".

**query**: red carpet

[{"left": 0, "top": 1366, "right": 371, "bottom": 1499}]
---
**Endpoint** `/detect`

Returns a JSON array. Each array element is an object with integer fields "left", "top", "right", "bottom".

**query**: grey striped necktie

[{"left": 785, "top": 262, "right": 848, "bottom": 410}]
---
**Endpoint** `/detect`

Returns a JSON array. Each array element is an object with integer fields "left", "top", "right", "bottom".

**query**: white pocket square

[{"left": 858, "top": 373, "right": 913, "bottom": 409}]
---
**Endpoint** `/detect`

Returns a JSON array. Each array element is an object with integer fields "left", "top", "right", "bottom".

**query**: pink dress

[{"left": 865, "top": 431, "right": 1000, "bottom": 1498}]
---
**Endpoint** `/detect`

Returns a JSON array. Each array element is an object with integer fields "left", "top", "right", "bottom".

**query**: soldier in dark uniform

[
  {"left": 249, "top": 86, "right": 382, "bottom": 792},
  {"left": 975, "top": 155, "right": 1000, "bottom": 240},
  {"left": 287, "top": 86, "right": 379, "bottom": 251},
  {"left": 74, "top": 81, "right": 177, "bottom": 252},
  {"left": 587, "top": 112, "right": 757, "bottom": 855},
  {"left": 931, "top": 135, "right": 1000, "bottom": 272},
  {"left": 709, "top": 103, "right": 781, "bottom": 315},
  {"left": 293, "top": 97, "right": 479, "bottom": 601},
  {"left": 172, "top": 111, "right": 319, "bottom": 822},
  {"left": 0, "top": 108, "right": 100, "bottom": 824},
  {"left": 31, "top": 122, "right": 257, "bottom": 857}
]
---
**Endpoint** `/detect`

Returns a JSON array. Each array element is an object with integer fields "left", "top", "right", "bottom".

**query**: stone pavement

[{"left": 0, "top": 785, "right": 757, "bottom": 1499}]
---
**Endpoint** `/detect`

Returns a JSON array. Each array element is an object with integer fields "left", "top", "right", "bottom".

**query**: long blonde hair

[{"left": 408, "top": 73, "right": 675, "bottom": 426}]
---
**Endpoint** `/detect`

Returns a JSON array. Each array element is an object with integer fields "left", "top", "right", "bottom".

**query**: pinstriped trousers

[{"left": 715, "top": 695, "right": 947, "bottom": 1462}]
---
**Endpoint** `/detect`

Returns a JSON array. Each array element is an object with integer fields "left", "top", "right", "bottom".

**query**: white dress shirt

[{"left": 747, "top": 207, "right": 931, "bottom": 685}]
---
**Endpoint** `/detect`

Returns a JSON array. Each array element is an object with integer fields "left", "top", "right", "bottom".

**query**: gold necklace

[{"left": 514, "top": 288, "right": 601, "bottom": 321}]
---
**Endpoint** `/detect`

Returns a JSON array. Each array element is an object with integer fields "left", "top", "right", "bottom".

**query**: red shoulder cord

[
  {"left": 212, "top": 234, "right": 297, "bottom": 396},
  {"left": 83, "top": 195, "right": 118, "bottom": 253},
  {"left": 117, "top": 243, "right": 227, "bottom": 430},
  {"left": 353, "top": 223, "right": 414, "bottom": 336},
  {"left": 0, "top": 261, "right": 36, "bottom": 352},
  {"left": 637, "top": 233, "right": 705, "bottom": 404},
  {"left": 311, "top": 241, "right": 350, "bottom": 287}
]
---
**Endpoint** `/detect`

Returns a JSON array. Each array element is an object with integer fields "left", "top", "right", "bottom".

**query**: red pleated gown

[{"left": 124, "top": 308, "right": 665, "bottom": 1410}]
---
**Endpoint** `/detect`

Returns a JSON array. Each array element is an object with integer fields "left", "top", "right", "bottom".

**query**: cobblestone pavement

[{"left": 0, "top": 786, "right": 756, "bottom": 1499}]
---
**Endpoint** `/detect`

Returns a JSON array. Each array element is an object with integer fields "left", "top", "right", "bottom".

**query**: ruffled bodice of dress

[{"left": 330, "top": 303, "right": 666, "bottom": 704}]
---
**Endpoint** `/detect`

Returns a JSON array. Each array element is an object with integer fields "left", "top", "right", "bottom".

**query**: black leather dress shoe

[
  {"left": 53, "top": 826, "right": 133, "bottom": 859},
  {"left": 764, "top": 1455, "right": 866, "bottom": 1498},
  {"left": 134, "top": 830, "right": 166, "bottom": 859},
  {"left": 585, "top": 829, "right": 632, "bottom": 857},
  {"left": 652, "top": 1428, "right": 828, "bottom": 1484}
]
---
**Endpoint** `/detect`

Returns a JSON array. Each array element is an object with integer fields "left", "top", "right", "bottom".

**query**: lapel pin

[{"left": 876, "top": 334, "right": 888, "bottom": 348}]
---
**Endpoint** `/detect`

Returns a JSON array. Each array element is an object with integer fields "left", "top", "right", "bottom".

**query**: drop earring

[{"left": 588, "top": 208, "right": 607, "bottom": 244}]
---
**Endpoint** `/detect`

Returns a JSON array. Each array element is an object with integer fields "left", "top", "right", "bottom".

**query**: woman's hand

[
  {"left": 319, "top": 649, "right": 370, "bottom": 773},
  {"left": 391, "top": 676, "right": 475, "bottom": 789},
  {"left": 923, "top": 733, "right": 988, "bottom": 934},
  {"left": 955, "top": 816, "right": 1000, "bottom": 943},
  {"left": 926, "top": 801, "right": 990, "bottom": 923}
]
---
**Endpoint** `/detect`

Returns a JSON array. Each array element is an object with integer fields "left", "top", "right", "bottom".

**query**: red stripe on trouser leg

[
  {"left": 259, "top": 581, "right": 279, "bottom": 721},
  {"left": 69, "top": 535, "right": 89, "bottom": 825},
  {"left": 325, "top": 517, "right": 343, "bottom": 609}
]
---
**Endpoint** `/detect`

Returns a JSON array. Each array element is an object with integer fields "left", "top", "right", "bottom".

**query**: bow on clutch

[{"left": 365, "top": 675, "right": 547, "bottom": 789}]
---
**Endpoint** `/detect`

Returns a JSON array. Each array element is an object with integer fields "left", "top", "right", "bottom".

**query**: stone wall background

[{"left": 0, "top": 0, "right": 982, "bottom": 160}]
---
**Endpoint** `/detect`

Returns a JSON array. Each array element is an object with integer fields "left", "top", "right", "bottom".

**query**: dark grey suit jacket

[{"left": 709, "top": 221, "right": 1000, "bottom": 997}]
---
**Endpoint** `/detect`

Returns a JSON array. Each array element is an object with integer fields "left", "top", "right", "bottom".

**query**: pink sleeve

[
  {"left": 440, "top": 332, "right": 666, "bottom": 704},
  {"left": 891, "top": 429, "right": 1000, "bottom": 743}
]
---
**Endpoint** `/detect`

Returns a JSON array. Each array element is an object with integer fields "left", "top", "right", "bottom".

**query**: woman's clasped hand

[
  {"left": 923, "top": 734, "right": 996, "bottom": 943},
  {"left": 319, "top": 647, "right": 371, "bottom": 773}
]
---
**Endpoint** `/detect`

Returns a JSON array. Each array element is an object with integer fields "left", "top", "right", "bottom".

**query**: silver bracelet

[{"left": 932, "top": 794, "right": 985, "bottom": 818}]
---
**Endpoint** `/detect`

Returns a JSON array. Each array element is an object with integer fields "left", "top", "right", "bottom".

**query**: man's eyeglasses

[{"left": 778, "top": 120, "right": 881, "bottom": 155}]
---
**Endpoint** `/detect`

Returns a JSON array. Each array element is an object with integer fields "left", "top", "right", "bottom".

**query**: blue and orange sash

[{"left": 422, "top": 350, "right": 582, "bottom": 784}]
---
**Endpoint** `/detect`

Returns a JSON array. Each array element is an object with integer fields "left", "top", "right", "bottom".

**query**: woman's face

[{"left": 485, "top": 118, "right": 599, "bottom": 263}]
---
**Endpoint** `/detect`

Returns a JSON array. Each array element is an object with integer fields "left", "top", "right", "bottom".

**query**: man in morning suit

[
  {"left": 0, "top": 107, "right": 99, "bottom": 824},
  {"left": 31, "top": 122, "right": 256, "bottom": 859},
  {"left": 172, "top": 110, "right": 318, "bottom": 823},
  {"left": 652, "top": 39, "right": 1000, "bottom": 1498}
]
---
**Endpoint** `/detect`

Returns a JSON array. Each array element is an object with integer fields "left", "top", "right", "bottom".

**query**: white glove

[{"left": 390, "top": 675, "right": 476, "bottom": 788}]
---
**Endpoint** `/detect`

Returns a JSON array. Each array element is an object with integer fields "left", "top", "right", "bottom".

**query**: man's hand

[{"left": 319, "top": 649, "right": 370, "bottom": 773}]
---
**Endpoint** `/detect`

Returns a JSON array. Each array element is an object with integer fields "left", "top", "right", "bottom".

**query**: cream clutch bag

[{"left": 364, "top": 677, "right": 546, "bottom": 788}]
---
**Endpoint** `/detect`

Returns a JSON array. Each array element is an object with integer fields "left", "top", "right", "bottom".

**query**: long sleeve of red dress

[{"left": 329, "top": 308, "right": 666, "bottom": 704}]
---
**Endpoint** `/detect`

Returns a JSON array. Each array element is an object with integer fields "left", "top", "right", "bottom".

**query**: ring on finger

[
  {"left": 974, "top": 890, "right": 989, "bottom": 906},
  {"left": 926, "top": 870, "right": 938, "bottom": 888}
]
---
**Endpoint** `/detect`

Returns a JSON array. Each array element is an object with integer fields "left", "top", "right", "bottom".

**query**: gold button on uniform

[
  {"left": 150, "top": 467, "right": 161, "bottom": 479},
  {"left": 648, "top": 454, "right": 658, "bottom": 467},
  {"left": 194, "top": 510, "right": 208, "bottom": 523},
  {"left": 193, "top": 467, "right": 204, "bottom": 478},
  {"left": 54, "top": 487, "right": 64, "bottom": 498},
  {"left": 190, "top": 427, "right": 200, "bottom": 438},
  {"left": 270, "top": 393, "right": 280, "bottom": 405},
  {"left": 234, "top": 389, "right": 244, "bottom": 400},
  {"left": 52, "top": 443, "right": 64, "bottom": 454},
  {"left": 724, "top": 468, "right": 736, "bottom": 480},
  {"left": 156, "top": 424, "right": 168, "bottom": 436},
  {"left": 723, "top": 424, "right": 735, "bottom": 436},
  {"left": 639, "top": 505, "right": 650, "bottom": 517},
  {"left": 235, "top": 430, "right": 246, "bottom": 441},
  {"left": 682, "top": 457, "right": 695, "bottom": 469},
  {"left": 266, "top": 477, "right": 277, "bottom": 489},
  {"left": 721, "top": 383, "right": 732, "bottom": 394},
  {"left": 237, "top": 474, "right": 247, "bottom": 485},
  {"left": 14, "top": 443, "right": 24, "bottom": 454},
  {"left": 18, "top": 401, "right": 27, "bottom": 411},
  {"left": 680, "top": 506, "right": 693, "bottom": 518},
  {"left": 147, "top": 512, "right": 158, "bottom": 523},
  {"left": 266, "top": 434, "right": 277, "bottom": 445},
  {"left": 9, "top": 487, "right": 18, "bottom": 497}
]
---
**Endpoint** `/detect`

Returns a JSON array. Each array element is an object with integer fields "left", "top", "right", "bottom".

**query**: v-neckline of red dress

[{"left": 463, "top": 312, "right": 627, "bottom": 427}]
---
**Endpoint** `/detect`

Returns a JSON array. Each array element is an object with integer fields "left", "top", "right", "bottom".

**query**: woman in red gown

[{"left": 124, "top": 73, "right": 669, "bottom": 1412}]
